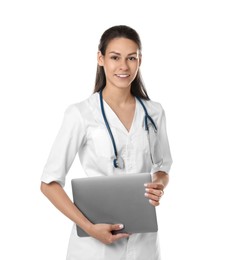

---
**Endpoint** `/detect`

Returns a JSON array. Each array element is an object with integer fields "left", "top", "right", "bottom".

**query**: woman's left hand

[{"left": 144, "top": 183, "right": 164, "bottom": 207}]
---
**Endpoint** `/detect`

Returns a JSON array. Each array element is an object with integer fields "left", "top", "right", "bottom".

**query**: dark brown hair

[{"left": 93, "top": 25, "right": 150, "bottom": 100}]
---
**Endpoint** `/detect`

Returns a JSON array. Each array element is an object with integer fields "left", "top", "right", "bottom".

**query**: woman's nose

[{"left": 119, "top": 59, "right": 129, "bottom": 70}]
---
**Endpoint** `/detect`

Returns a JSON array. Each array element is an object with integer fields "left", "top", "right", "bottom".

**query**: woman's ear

[{"left": 97, "top": 51, "right": 104, "bottom": 66}]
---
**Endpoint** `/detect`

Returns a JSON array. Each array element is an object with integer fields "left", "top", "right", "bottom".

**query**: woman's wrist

[
  {"left": 152, "top": 171, "right": 169, "bottom": 188},
  {"left": 82, "top": 221, "right": 95, "bottom": 235}
]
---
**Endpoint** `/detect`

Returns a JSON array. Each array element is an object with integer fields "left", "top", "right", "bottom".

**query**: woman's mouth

[{"left": 115, "top": 74, "right": 130, "bottom": 78}]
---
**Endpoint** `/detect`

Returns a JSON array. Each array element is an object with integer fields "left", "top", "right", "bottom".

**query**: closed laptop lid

[{"left": 71, "top": 173, "right": 158, "bottom": 237}]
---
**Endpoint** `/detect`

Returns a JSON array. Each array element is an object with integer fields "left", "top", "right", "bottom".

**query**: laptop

[{"left": 71, "top": 173, "right": 158, "bottom": 237}]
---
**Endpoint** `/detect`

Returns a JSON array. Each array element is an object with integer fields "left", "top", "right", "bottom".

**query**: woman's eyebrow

[
  {"left": 127, "top": 52, "right": 138, "bottom": 56},
  {"left": 108, "top": 51, "right": 121, "bottom": 55},
  {"left": 108, "top": 51, "right": 138, "bottom": 56}
]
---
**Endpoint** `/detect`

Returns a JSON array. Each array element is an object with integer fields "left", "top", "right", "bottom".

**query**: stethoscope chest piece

[{"left": 113, "top": 156, "right": 124, "bottom": 169}]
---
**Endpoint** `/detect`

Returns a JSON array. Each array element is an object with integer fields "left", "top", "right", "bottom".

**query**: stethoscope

[{"left": 99, "top": 89, "right": 160, "bottom": 169}]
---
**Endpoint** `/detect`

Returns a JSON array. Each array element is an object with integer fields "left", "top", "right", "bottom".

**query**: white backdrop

[{"left": 0, "top": 0, "right": 233, "bottom": 259}]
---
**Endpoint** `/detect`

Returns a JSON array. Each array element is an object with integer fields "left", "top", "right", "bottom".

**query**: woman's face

[{"left": 98, "top": 37, "right": 141, "bottom": 91}]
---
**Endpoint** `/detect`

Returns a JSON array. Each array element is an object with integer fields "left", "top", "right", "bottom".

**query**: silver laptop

[{"left": 71, "top": 173, "right": 158, "bottom": 237}]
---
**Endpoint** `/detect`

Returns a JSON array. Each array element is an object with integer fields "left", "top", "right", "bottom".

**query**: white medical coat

[{"left": 41, "top": 92, "right": 172, "bottom": 260}]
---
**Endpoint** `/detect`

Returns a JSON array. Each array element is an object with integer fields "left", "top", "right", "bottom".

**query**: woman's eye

[
  {"left": 110, "top": 56, "right": 119, "bottom": 60},
  {"left": 128, "top": 57, "right": 137, "bottom": 61}
]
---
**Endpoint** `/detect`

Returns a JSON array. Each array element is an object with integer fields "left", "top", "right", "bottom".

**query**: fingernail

[
  {"left": 119, "top": 224, "right": 124, "bottom": 229},
  {"left": 145, "top": 188, "right": 149, "bottom": 192},
  {"left": 144, "top": 183, "right": 148, "bottom": 187},
  {"left": 144, "top": 193, "right": 148, "bottom": 197}
]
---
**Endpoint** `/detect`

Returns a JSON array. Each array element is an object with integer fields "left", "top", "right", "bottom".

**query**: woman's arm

[
  {"left": 40, "top": 181, "right": 129, "bottom": 244},
  {"left": 144, "top": 171, "right": 169, "bottom": 207},
  {"left": 41, "top": 181, "right": 92, "bottom": 230}
]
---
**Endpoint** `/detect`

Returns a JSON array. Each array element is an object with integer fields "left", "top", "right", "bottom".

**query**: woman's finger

[
  {"left": 144, "top": 192, "right": 160, "bottom": 201},
  {"left": 144, "top": 183, "right": 164, "bottom": 190},
  {"left": 145, "top": 188, "right": 163, "bottom": 197}
]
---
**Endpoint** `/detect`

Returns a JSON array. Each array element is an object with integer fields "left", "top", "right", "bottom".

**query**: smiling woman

[
  {"left": 41, "top": 25, "right": 172, "bottom": 260},
  {"left": 97, "top": 38, "right": 141, "bottom": 94},
  {"left": 94, "top": 25, "right": 148, "bottom": 99}
]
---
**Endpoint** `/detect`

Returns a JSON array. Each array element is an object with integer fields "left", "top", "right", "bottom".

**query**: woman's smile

[{"left": 115, "top": 74, "right": 130, "bottom": 78}]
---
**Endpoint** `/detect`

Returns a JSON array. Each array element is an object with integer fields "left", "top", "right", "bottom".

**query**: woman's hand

[
  {"left": 87, "top": 223, "right": 130, "bottom": 245},
  {"left": 144, "top": 182, "right": 164, "bottom": 207}
]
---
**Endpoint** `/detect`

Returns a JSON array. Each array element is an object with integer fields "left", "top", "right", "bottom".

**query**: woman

[{"left": 41, "top": 25, "right": 172, "bottom": 260}]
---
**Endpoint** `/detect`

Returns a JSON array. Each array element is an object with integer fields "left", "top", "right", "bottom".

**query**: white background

[{"left": 0, "top": 0, "right": 233, "bottom": 259}]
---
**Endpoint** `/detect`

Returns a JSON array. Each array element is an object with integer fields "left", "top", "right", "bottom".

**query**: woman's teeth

[{"left": 116, "top": 74, "right": 129, "bottom": 78}]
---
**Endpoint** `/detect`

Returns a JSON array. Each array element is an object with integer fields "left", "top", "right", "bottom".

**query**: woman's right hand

[
  {"left": 40, "top": 182, "right": 129, "bottom": 245},
  {"left": 87, "top": 223, "right": 130, "bottom": 245}
]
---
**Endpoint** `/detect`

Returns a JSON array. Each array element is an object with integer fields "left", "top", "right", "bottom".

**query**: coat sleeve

[
  {"left": 150, "top": 107, "right": 173, "bottom": 174},
  {"left": 41, "top": 104, "right": 86, "bottom": 187}
]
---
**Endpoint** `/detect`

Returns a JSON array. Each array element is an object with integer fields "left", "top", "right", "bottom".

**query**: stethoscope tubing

[
  {"left": 99, "top": 90, "right": 118, "bottom": 158},
  {"left": 99, "top": 89, "right": 158, "bottom": 168},
  {"left": 135, "top": 97, "right": 158, "bottom": 132}
]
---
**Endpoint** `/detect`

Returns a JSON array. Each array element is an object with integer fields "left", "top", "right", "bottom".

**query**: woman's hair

[{"left": 93, "top": 25, "right": 150, "bottom": 100}]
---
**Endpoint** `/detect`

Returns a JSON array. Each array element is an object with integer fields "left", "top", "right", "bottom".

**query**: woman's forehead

[{"left": 106, "top": 38, "right": 140, "bottom": 55}]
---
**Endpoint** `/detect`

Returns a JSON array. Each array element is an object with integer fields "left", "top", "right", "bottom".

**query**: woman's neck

[{"left": 102, "top": 86, "right": 135, "bottom": 107}]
